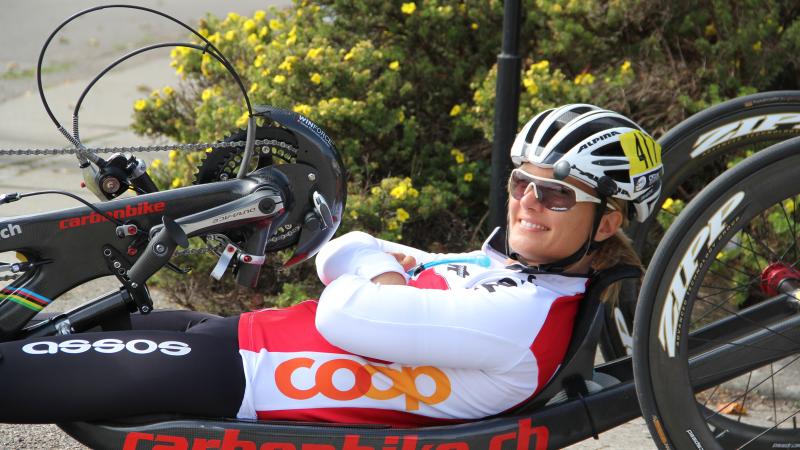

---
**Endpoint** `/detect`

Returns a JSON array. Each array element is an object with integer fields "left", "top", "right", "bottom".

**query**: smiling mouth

[{"left": 519, "top": 219, "right": 550, "bottom": 231}]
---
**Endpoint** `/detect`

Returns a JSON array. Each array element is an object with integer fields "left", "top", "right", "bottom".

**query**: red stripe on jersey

[
  {"left": 530, "top": 293, "right": 582, "bottom": 395},
  {"left": 256, "top": 407, "right": 465, "bottom": 428},
  {"left": 238, "top": 301, "right": 393, "bottom": 364},
  {"left": 408, "top": 268, "right": 450, "bottom": 290},
  {"left": 530, "top": 293, "right": 582, "bottom": 394},
  {"left": 239, "top": 301, "right": 347, "bottom": 354}
]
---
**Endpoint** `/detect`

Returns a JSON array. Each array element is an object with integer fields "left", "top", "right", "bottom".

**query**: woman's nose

[{"left": 519, "top": 186, "right": 545, "bottom": 211}]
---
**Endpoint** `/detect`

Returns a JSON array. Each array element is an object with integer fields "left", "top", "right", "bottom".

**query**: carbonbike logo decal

[
  {"left": 122, "top": 419, "right": 549, "bottom": 450},
  {"left": 59, "top": 201, "right": 166, "bottom": 230},
  {"left": 0, "top": 223, "right": 21, "bottom": 239},
  {"left": 658, "top": 191, "right": 745, "bottom": 357},
  {"left": 691, "top": 113, "right": 800, "bottom": 158},
  {"left": 22, "top": 338, "right": 191, "bottom": 356},
  {"left": 275, "top": 357, "right": 451, "bottom": 411}
]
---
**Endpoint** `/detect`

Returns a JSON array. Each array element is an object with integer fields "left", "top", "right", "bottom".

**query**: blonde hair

[{"left": 590, "top": 197, "right": 643, "bottom": 305}]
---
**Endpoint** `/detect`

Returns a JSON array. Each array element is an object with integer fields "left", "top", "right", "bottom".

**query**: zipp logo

[
  {"left": 22, "top": 338, "right": 191, "bottom": 356},
  {"left": 275, "top": 357, "right": 451, "bottom": 410},
  {"left": 0, "top": 223, "right": 21, "bottom": 239},
  {"left": 658, "top": 191, "right": 745, "bottom": 357},
  {"left": 691, "top": 113, "right": 800, "bottom": 158}
]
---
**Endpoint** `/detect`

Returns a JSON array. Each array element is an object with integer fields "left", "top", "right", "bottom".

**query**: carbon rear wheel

[
  {"left": 601, "top": 91, "right": 800, "bottom": 360},
  {"left": 634, "top": 137, "right": 800, "bottom": 449}
]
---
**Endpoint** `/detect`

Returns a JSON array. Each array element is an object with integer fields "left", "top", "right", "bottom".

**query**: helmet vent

[{"left": 605, "top": 169, "right": 630, "bottom": 183}]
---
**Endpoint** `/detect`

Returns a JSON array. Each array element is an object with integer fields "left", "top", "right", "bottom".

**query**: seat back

[{"left": 511, "top": 264, "right": 641, "bottom": 413}]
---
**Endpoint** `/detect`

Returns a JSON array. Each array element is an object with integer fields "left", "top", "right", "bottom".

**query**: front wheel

[{"left": 633, "top": 137, "right": 800, "bottom": 449}]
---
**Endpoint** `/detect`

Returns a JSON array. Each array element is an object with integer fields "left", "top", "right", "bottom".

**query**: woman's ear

[{"left": 594, "top": 210, "right": 623, "bottom": 242}]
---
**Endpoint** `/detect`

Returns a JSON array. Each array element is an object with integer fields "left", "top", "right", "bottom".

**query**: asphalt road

[{"left": 0, "top": 1, "right": 656, "bottom": 448}]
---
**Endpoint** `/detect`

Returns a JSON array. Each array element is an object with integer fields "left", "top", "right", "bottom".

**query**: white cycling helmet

[{"left": 510, "top": 103, "right": 663, "bottom": 223}]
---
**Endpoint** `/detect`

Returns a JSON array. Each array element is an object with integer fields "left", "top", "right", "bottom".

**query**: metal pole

[{"left": 488, "top": 0, "right": 522, "bottom": 232}]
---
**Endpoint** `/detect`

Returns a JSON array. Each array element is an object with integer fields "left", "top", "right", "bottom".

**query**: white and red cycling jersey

[{"left": 236, "top": 229, "right": 587, "bottom": 427}]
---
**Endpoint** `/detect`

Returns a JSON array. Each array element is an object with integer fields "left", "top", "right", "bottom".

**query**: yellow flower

[
  {"left": 397, "top": 110, "right": 405, "bottom": 123},
  {"left": 349, "top": 210, "right": 359, "bottom": 219},
  {"left": 752, "top": 40, "right": 762, "bottom": 52},
  {"left": 226, "top": 12, "right": 241, "bottom": 22},
  {"left": 225, "top": 30, "right": 236, "bottom": 41},
  {"left": 259, "top": 26, "right": 269, "bottom": 38},
  {"left": 201, "top": 88, "right": 214, "bottom": 101},
  {"left": 151, "top": 159, "right": 162, "bottom": 169},
  {"left": 396, "top": 208, "right": 410, "bottom": 223},
  {"left": 451, "top": 148, "right": 465, "bottom": 164},
  {"left": 243, "top": 19, "right": 256, "bottom": 33},
  {"left": 344, "top": 49, "right": 356, "bottom": 61},
  {"left": 249, "top": 82, "right": 259, "bottom": 94},
  {"left": 150, "top": 89, "right": 160, "bottom": 98},
  {"left": 254, "top": 10, "right": 266, "bottom": 22},
  {"left": 306, "top": 47, "right": 323, "bottom": 59},
  {"left": 450, "top": 105, "right": 462, "bottom": 117},
  {"left": 278, "top": 55, "right": 298, "bottom": 72},
  {"left": 387, "top": 219, "right": 399, "bottom": 231},
  {"left": 247, "top": 33, "right": 259, "bottom": 46},
  {"left": 235, "top": 112, "right": 249, "bottom": 128},
  {"left": 168, "top": 150, "right": 178, "bottom": 161},
  {"left": 704, "top": 23, "right": 717, "bottom": 37},
  {"left": 389, "top": 60, "right": 400, "bottom": 71},
  {"left": 620, "top": 60, "right": 632, "bottom": 75},
  {"left": 464, "top": 172, "right": 473, "bottom": 182},
  {"left": 133, "top": 99, "right": 147, "bottom": 111},
  {"left": 310, "top": 73, "right": 322, "bottom": 84},
  {"left": 401, "top": 2, "right": 417, "bottom": 14},
  {"left": 408, "top": 187, "right": 419, "bottom": 197},
  {"left": 208, "top": 32, "right": 221, "bottom": 45},
  {"left": 162, "top": 86, "right": 174, "bottom": 96},
  {"left": 273, "top": 74, "right": 287, "bottom": 84},
  {"left": 154, "top": 98, "right": 163, "bottom": 108},
  {"left": 551, "top": 3, "right": 563, "bottom": 13},
  {"left": 532, "top": 60, "right": 550, "bottom": 71},
  {"left": 574, "top": 72, "right": 596, "bottom": 85},
  {"left": 171, "top": 178, "right": 182, "bottom": 188},
  {"left": 269, "top": 19, "right": 284, "bottom": 31},
  {"left": 254, "top": 55, "right": 266, "bottom": 68},
  {"left": 293, "top": 104, "right": 312, "bottom": 116},
  {"left": 390, "top": 184, "right": 408, "bottom": 200},
  {"left": 661, "top": 198, "right": 675, "bottom": 211},
  {"left": 371, "top": 186, "right": 382, "bottom": 196},
  {"left": 523, "top": 78, "right": 538, "bottom": 94},
  {"left": 471, "top": 22, "right": 479, "bottom": 30}
]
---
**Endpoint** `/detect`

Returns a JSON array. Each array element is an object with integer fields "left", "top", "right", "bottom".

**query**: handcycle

[{"left": 3, "top": 5, "right": 800, "bottom": 449}]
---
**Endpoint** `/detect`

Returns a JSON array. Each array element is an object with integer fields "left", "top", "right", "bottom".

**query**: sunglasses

[{"left": 508, "top": 168, "right": 615, "bottom": 212}]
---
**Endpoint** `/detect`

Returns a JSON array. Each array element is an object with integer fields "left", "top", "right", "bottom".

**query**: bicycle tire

[
  {"left": 601, "top": 90, "right": 800, "bottom": 360},
  {"left": 633, "top": 137, "right": 800, "bottom": 449}
]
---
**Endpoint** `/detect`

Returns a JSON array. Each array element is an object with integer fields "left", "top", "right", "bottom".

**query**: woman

[{"left": 0, "top": 104, "right": 662, "bottom": 426}]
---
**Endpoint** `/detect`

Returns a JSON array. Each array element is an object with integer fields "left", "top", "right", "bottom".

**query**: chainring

[{"left": 194, "top": 125, "right": 302, "bottom": 252}]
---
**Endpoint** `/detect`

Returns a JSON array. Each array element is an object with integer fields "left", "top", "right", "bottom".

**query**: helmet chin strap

[{"left": 508, "top": 197, "right": 607, "bottom": 274}]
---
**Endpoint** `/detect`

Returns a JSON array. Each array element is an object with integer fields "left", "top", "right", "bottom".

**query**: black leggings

[{"left": 0, "top": 311, "right": 245, "bottom": 423}]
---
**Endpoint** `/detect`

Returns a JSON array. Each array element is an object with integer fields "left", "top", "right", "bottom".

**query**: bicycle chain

[
  {"left": 0, "top": 139, "right": 298, "bottom": 281},
  {"left": 0, "top": 138, "right": 296, "bottom": 156}
]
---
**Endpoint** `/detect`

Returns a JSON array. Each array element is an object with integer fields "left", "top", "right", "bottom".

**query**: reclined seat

[{"left": 59, "top": 264, "right": 643, "bottom": 450}]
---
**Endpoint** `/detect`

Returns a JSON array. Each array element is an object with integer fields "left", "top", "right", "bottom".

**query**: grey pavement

[{"left": 0, "top": 1, "right": 656, "bottom": 449}]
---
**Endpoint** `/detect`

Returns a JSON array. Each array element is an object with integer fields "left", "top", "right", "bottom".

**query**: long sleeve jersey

[{"left": 236, "top": 229, "right": 587, "bottom": 427}]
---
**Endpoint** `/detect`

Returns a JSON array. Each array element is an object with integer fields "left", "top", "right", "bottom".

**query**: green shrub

[{"left": 131, "top": 0, "right": 800, "bottom": 312}]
